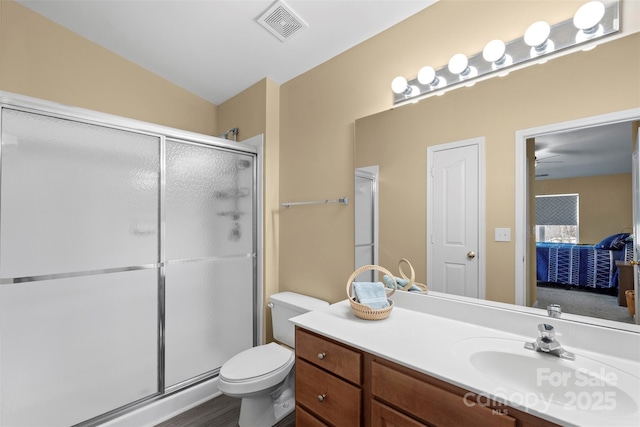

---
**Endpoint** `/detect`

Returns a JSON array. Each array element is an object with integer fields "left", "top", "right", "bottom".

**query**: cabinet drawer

[
  {"left": 371, "top": 400, "right": 426, "bottom": 427},
  {"left": 296, "top": 328, "right": 362, "bottom": 384},
  {"left": 296, "top": 404, "right": 330, "bottom": 426},
  {"left": 296, "top": 358, "right": 361, "bottom": 426},
  {"left": 372, "top": 361, "right": 515, "bottom": 427}
]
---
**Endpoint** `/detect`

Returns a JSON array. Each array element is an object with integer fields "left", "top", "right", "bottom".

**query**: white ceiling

[
  {"left": 16, "top": 0, "right": 436, "bottom": 105},
  {"left": 535, "top": 121, "right": 634, "bottom": 180}
]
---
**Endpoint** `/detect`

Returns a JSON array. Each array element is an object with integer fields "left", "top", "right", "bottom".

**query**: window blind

[{"left": 535, "top": 194, "right": 578, "bottom": 225}]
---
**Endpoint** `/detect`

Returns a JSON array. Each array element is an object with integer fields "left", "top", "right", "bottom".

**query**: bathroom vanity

[{"left": 291, "top": 292, "right": 640, "bottom": 427}]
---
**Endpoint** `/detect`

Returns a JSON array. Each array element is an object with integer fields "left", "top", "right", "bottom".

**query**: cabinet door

[
  {"left": 296, "top": 359, "right": 361, "bottom": 426},
  {"left": 371, "top": 400, "right": 426, "bottom": 427},
  {"left": 296, "top": 328, "right": 362, "bottom": 384},
  {"left": 296, "top": 405, "right": 330, "bottom": 426},
  {"left": 372, "top": 361, "right": 516, "bottom": 427}
]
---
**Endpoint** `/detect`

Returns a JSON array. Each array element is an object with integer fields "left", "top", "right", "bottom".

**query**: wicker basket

[
  {"left": 346, "top": 264, "right": 396, "bottom": 320},
  {"left": 398, "top": 258, "right": 428, "bottom": 293}
]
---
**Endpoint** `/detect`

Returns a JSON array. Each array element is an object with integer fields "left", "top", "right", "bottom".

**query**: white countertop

[{"left": 291, "top": 292, "right": 640, "bottom": 427}]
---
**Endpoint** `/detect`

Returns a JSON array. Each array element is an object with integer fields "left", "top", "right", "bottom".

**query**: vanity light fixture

[{"left": 391, "top": 0, "right": 619, "bottom": 105}]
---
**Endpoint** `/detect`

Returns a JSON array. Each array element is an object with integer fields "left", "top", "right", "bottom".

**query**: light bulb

[
  {"left": 417, "top": 66, "right": 446, "bottom": 89},
  {"left": 391, "top": 76, "right": 409, "bottom": 94},
  {"left": 448, "top": 53, "right": 469, "bottom": 75},
  {"left": 525, "top": 21, "right": 555, "bottom": 56},
  {"left": 483, "top": 40, "right": 505, "bottom": 62},
  {"left": 525, "top": 21, "right": 550, "bottom": 49},
  {"left": 417, "top": 66, "right": 436, "bottom": 85},
  {"left": 575, "top": 24, "right": 603, "bottom": 43},
  {"left": 482, "top": 39, "right": 513, "bottom": 69},
  {"left": 574, "top": 1, "right": 605, "bottom": 33}
]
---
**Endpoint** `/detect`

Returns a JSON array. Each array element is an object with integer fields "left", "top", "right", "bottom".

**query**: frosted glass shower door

[
  {"left": 355, "top": 170, "right": 377, "bottom": 281},
  {"left": 164, "top": 140, "right": 255, "bottom": 388},
  {"left": 0, "top": 108, "right": 160, "bottom": 426}
]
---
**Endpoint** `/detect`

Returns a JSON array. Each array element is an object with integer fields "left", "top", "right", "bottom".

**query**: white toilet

[{"left": 218, "top": 291, "right": 329, "bottom": 427}]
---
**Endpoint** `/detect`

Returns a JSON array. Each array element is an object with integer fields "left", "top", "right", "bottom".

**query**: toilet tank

[{"left": 270, "top": 292, "right": 329, "bottom": 348}]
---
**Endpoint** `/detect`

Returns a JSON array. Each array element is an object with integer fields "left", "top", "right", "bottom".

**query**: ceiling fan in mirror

[{"left": 535, "top": 154, "right": 563, "bottom": 167}]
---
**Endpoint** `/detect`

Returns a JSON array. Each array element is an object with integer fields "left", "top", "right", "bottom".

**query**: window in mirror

[{"left": 535, "top": 194, "right": 579, "bottom": 243}]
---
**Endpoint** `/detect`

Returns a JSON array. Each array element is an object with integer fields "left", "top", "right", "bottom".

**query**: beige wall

[
  {"left": 3, "top": 0, "right": 639, "bottom": 313},
  {"left": 535, "top": 174, "right": 633, "bottom": 245},
  {"left": 2, "top": 0, "right": 279, "bottom": 341},
  {"left": 0, "top": 0, "right": 217, "bottom": 135},
  {"left": 278, "top": 0, "right": 640, "bottom": 305},
  {"left": 354, "top": 35, "right": 639, "bottom": 303},
  {"left": 217, "top": 79, "right": 281, "bottom": 342}
]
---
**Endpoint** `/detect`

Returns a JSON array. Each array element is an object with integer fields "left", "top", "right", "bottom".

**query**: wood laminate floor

[{"left": 155, "top": 394, "right": 295, "bottom": 427}]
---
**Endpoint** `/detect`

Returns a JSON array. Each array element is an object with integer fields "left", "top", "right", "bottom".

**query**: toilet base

[
  {"left": 238, "top": 394, "right": 294, "bottom": 427},
  {"left": 273, "top": 392, "right": 295, "bottom": 423},
  {"left": 238, "top": 394, "right": 276, "bottom": 427},
  {"left": 237, "top": 373, "right": 295, "bottom": 427}
]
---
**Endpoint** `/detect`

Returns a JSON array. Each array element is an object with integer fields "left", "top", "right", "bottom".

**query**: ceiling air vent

[{"left": 257, "top": 0, "right": 307, "bottom": 42}]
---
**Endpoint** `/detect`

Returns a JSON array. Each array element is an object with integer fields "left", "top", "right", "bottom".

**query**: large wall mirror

[{"left": 354, "top": 33, "right": 640, "bottom": 329}]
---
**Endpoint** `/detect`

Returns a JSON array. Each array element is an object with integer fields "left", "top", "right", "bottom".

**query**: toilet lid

[{"left": 220, "top": 342, "right": 294, "bottom": 382}]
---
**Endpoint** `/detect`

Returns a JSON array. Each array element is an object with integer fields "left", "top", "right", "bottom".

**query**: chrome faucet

[
  {"left": 524, "top": 323, "right": 575, "bottom": 360},
  {"left": 547, "top": 304, "right": 562, "bottom": 318}
]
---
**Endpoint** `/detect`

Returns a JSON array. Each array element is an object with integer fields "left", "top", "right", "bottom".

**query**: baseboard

[{"left": 100, "top": 378, "right": 221, "bottom": 427}]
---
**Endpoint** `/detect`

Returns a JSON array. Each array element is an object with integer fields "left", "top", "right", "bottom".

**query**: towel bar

[{"left": 281, "top": 197, "right": 348, "bottom": 208}]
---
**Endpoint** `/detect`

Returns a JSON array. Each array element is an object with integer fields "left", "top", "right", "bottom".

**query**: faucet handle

[
  {"left": 538, "top": 323, "right": 555, "bottom": 341},
  {"left": 547, "top": 304, "right": 562, "bottom": 318}
]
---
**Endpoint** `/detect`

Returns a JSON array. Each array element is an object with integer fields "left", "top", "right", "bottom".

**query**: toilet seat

[{"left": 219, "top": 343, "right": 294, "bottom": 396}]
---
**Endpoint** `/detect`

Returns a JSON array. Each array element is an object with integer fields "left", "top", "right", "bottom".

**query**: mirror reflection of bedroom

[{"left": 532, "top": 120, "right": 637, "bottom": 324}]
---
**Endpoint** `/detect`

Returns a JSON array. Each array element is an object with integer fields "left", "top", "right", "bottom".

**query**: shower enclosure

[
  {"left": 0, "top": 93, "right": 261, "bottom": 426},
  {"left": 355, "top": 167, "right": 378, "bottom": 281}
]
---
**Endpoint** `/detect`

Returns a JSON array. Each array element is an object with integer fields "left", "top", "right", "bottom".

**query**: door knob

[{"left": 467, "top": 251, "right": 476, "bottom": 259}]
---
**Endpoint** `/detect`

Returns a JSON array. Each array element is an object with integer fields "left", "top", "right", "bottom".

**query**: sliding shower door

[
  {"left": 355, "top": 168, "right": 377, "bottom": 281},
  {"left": 0, "top": 108, "right": 160, "bottom": 427},
  {"left": 0, "top": 98, "right": 260, "bottom": 426},
  {"left": 164, "top": 140, "right": 255, "bottom": 388}
]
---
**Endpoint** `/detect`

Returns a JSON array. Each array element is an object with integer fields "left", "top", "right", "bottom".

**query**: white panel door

[{"left": 428, "top": 139, "right": 483, "bottom": 298}]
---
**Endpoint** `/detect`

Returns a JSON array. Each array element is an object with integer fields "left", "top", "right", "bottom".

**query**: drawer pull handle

[
  {"left": 317, "top": 394, "right": 326, "bottom": 403},
  {"left": 317, "top": 352, "right": 326, "bottom": 360}
]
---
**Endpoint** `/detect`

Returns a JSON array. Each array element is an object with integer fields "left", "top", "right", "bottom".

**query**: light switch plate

[{"left": 495, "top": 227, "right": 511, "bottom": 242}]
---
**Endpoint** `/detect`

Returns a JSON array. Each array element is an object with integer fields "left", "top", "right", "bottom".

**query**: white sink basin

[{"left": 451, "top": 337, "right": 640, "bottom": 417}]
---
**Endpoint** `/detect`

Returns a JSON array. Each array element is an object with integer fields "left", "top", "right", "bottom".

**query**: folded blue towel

[
  {"left": 383, "top": 275, "right": 422, "bottom": 292},
  {"left": 352, "top": 281, "right": 390, "bottom": 309}
]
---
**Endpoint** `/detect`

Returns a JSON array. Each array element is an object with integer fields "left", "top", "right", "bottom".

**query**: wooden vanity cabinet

[
  {"left": 295, "top": 328, "right": 363, "bottom": 426},
  {"left": 295, "top": 327, "right": 560, "bottom": 427}
]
